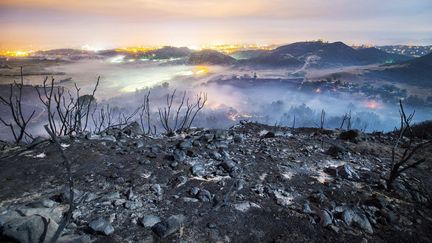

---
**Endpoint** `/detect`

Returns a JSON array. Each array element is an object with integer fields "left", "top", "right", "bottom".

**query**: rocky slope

[{"left": 0, "top": 122, "right": 431, "bottom": 242}]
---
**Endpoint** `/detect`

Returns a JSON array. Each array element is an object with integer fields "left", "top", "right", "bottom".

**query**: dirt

[{"left": 0, "top": 122, "right": 432, "bottom": 242}]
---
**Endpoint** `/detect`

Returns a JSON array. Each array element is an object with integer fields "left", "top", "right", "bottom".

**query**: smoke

[{"left": 1, "top": 58, "right": 431, "bottom": 141}]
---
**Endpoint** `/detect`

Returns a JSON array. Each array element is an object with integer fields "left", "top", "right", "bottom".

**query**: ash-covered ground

[{"left": 0, "top": 122, "right": 431, "bottom": 242}]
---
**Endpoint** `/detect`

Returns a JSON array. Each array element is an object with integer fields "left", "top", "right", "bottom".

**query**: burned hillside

[{"left": 0, "top": 122, "right": 431, "bottom": 242}]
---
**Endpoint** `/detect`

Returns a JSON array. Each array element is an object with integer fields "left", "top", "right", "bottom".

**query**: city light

[{"left": 0, "top": 50, "right": 34, "bottom": 57}]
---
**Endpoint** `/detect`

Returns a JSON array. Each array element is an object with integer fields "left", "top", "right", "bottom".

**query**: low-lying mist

[{"left": 1, "top": 59, "right": 431, "bottom": 141}]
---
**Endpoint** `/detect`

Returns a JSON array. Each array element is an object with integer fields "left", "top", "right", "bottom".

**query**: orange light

[
  {"left": 0, "top": 49, "right": 33, "bottom": 57},
  {"left": 193, "top": 66, "right": 209, "bottom": 75},
  {"left": 365, "top": 100, "right": 382, "bottom": 109}
]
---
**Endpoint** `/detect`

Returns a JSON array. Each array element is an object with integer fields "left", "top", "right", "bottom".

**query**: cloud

[{"left": 0, "top": 0, "right": 431, "bottom": 48}]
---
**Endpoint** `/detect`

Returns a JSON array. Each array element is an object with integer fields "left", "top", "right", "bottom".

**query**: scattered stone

[
  {"left": 135, "top": 140, "right": 144, "bottom": 148},
  {"left": 17, "top": 206, "right": 64, "bottom": 223},
  {"left": 140, "top": 215, "right": 161, "bottom": 228},
  {"left": 220, "top": 159, "right": 236, "bottom": 172},
  {"left": 339, "top": 130, "right": 359, "bottom": 141},
  {"left": 126, "top": 188, "right": 135, "bottom": 200},
  {"left": 151, "top": 184, "right": 163, "bottom": 196},
  {"left": 325, "top": 164, "right": 359, "bottom": 180},
  {"left": 0, "top": 210, "right": 22, "bottom": 228},
  {"left": 26, "top": 199, "right": 57, "bottom": 208},
  {"left": 124, "top": 200, "right": 143, "bottom": 210},
  {"left": 2, "top": 215, "right": 58, "bottom": 243},
  {"left": 183, "top": 197, "right": 199, "bottom": 203},
  {"left": 233, "top": 134, "right": 245, "bottom": 143},
  {"left": 86, "top": 134, "right": 116, "bottom": 142},
  {"left": 190, "top": 187, "right": 200, "bottom": 196},
  {"left": 173, "top": 149, "right": 186, "bottom": 162},
  {"left": 234, "top": 202, "right": 261, "bottom": 212},
  {"left": 122, "top": 121, "right": 143, "bottom": 136},
  {"left": 263, "top": 131, "right": 275, "bottom": 138},
  {"left": 197, "top": 189, "right": 212, "bottom": 202},
  {"left": 103, "top": 191, "right": 121, "bottom": 201},
  {"left": 60, "top": 187, "right": 85, "bottom": 203},
  {"left": 310, "top": 190, "right": 327, "bottom": 204},
  {"left": 326, "top": 145, "right": 344, "bottom": 157},
  {"left": 89, "top": 218, "right": 114, "bottom": 235},
  {"left": 191, "top": 164, "right": 206, "bottom": 176},
  {"left": 207, "top": 223, "right": 217, "bottom": 229},
  {"left": 319, "top": 209, "right": 333, "bottom": 227},
  {"left": 152, "top": 214, "right": 186, "bottom": 238},
  {"left": 341, "top": 207, "right": 373, "bottom": 234},
  {"left": 58, "top": 234, "right": 91, "bottom": 243},
  {"left": 209, "top": 151, "right": 223, "bottom": 161},
  {"left": 178, "top": 139, "right": 193, "bottom": 150}
]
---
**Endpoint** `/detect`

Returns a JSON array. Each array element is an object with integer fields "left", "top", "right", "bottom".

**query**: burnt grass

[{"left": 1, "top": 122, "right": 432, "bottom": 242}]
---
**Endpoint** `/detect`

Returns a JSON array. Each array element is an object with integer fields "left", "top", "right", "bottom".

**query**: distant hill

[
  {"left": 147, "top": 46, "right": 191, "bottom": 59},
  {"left": 188, "top": 50, "right": 236, "bottom": 65},
  {"left": 34, "top": 49, "right": 92, "bottom": 56},
  {"left": 229, "top": 50, "right": 268, "bottom": 60},
  {"left": 356, "top": 47, "right": 411, "bottom": 63},
  {"left": 366, "top": 52, "right": 432, "bottom": 87},
  {"left": 246, "top": 41, "right": 411, "bottom": 68}
]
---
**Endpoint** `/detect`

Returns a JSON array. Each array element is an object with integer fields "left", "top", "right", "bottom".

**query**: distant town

[{"left": 1, "top": 43, "right": 431, "bottom": 60}]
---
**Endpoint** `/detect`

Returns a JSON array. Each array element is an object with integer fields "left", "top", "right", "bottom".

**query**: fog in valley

[{"left": 0, "top": 58, "right": 431, "bottom": 141}]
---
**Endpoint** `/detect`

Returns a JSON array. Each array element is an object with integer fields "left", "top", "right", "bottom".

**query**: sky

[{"left": 0, "top": 0, "right": 431, "bottom": 50}]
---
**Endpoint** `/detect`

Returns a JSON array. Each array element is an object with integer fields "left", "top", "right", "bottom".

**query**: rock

[
  {"left": 152, "top": 214, "right": 186, "bottom": 238},
  {"left": 263, "top": 131, "right": 275, "bottom": 138},
  {"left": 303, "top": 202, "right": 313, "bottom": 214},
  {"left": 58, "top": 234, "right": 91, "bottom": 243},
  {"left": 319, "top": 209, "right": 333, "bottom": 227},
  {"left": 233, "top": 134, "right": 245, "bottom": 143},
  {"left": 140, "top": 215, "right": 161, "bottom": 228},
  {"left": 191, "top": 164, "right": 206, "bottom": 176},
  {"left": 122, "top": 121, "right": 143, "bottom": 136},
  {"left": 126, "top": 188, "right": 135, "bottom": 200},
  {"left": 113, "top": 199, "right": 127, "bottom": 206},
  {"left": 196, "top": 189, "right": 212, "bottom": 202},
  {"left": 364, "top": 194, "right": 387, "bottom": 209},
  {"left": 89, "top": 218, "right": 114, "bottom": 235},
  {"left": 2, "top": 215, "right": 58, "bottom": 243},
  {"left": 213, "top": 129, "right": 226, "bottom": 140},
  {"left": 339, "top": 130, "right": 359, "bottom": 141},
  {"left": 326, "top": 145, "right": 344, "bottom": 157},
  {"left": 183, "top": 197, "right": 199, "bottom": 203},
  {"left": 207, "top": 223, "right": 217, "bottom": 229},
  {"left": 310, "top": 190, "right": 327, "bottom": 204},
  {"left": 17, "top": 206, "right": 64, "bottom": 223},
  {"left": 380, "top": 209, "right": 398, "bottom": 224},
  {"left": 342, "top": 207, "right": 373, "bottom": 234},
  {"left": 151, "top": 184, "right": 163, "bottom": 196},
  {"left": 60, "top": 187, "right": 85, "bottom": 203},
  {"left": 103, "top": 191, "right": 121, "bottom": 201},
  {"left": 190, "top": 187, "right": 200, "bottom": 196},
  {"left": 30, "top": 136, "right": 47, "bottom": 146},
  {"left": 139, "top": 159, "right": 152, "bottom": 165},
  {"left": 178, "top": 140, "right": 193, "bottom": 150},
  {"left": 173, "top": 149, "right": 186, "bottom": 162},
  {"left": 0, "top": 210, "right": 21, "bottom": 228},
  {"left": 325, "top": 164, "right": 359, "bottom": 180},
  {"left": 86, "top": 134, "right": 116, "bottom": 142},
  {"left": 124, "top": 200, "right": 143, "bottom": 210},
  {"left": 134, "top": 140, "right": 144, "bottom": 148},
  {"left": 209, "top": 151, "right": 222, "bottom": 161},
  {"left": 220, "top": 159, "right": 236, "bottom": 172},
  {"left": 234, "top": 202, "right": 261, "bottom": 212},
  {"left": 26, "top": 199, "right": 57, "bottom": 208},
  {"left": 176, "top": 176, "right": 188, "bottom": 185}
]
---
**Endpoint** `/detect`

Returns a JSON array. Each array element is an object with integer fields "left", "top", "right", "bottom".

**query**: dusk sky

[{"left": 1, "top": 0, "right": 431, "bottom": 50}]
